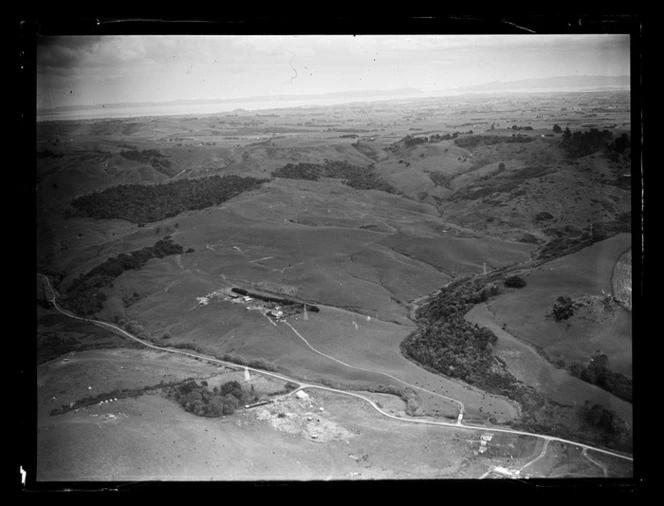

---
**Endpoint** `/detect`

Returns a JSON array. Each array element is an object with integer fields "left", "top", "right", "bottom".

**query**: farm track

[
  {"left": 37, "top": 273, "right": 633, "bottom": 465},
  {"left": 582, "top": 448, "right": 609, "bottom": 477}
]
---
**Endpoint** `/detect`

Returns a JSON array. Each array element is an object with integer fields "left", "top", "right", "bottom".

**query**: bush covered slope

[{"left": 70, "top": 175, "right": 268, "bottom": 223}]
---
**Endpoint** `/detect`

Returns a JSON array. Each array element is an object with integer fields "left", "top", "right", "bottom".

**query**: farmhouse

[{"left": 268, "top": 309, "right": 284, "bottom": 318}]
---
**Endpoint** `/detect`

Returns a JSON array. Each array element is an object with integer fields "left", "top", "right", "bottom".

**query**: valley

[{"left": 35, "top": 89, "right": 634, "bottom": 481}]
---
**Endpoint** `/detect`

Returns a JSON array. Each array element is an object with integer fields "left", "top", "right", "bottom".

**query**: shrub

[
  {"left": 534, "top": 211, "right": 555, "bottom": 222},
  {"left": 504, "top": 275, "right": 527, "bottom": 288}
]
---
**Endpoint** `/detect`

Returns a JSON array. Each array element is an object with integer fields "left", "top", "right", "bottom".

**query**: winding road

[{"left": 37, "top": 273, "right": 633, "bottom": 466}]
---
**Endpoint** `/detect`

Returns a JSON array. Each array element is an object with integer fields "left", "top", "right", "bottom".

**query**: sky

[{"left": 36, "top": 34, "right": 631, "bottom": 110}]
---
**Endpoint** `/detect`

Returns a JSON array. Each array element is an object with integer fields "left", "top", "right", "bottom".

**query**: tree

[
  {"left": 552, "top": 296, "right": 574, "bottom": 321},
  {"left": 552, "top": 124, "right": 563, "bottom": 134},
  {"left": 222, "top": 394, "right": 239, "bottom": 415},
  {"left": 562, "top": 127, "right": 572, "bottom": 142}
]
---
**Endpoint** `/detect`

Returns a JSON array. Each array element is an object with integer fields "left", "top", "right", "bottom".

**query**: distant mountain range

[
  {"left": 37, "top": 88, "right": 425, "bottom": 113},
  {"left": 451, "top": 75, "right": 630, "bottom": 93},
  {"left": 37, "top": 76, "right": 631, "bottom": 116}
]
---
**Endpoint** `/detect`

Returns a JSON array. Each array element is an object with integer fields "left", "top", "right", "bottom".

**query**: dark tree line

[
  {"left": 569, "top": 351, "right": 632, "bottom": 403},
  {"left": 453, "top": 134, "right": 534, "bottom": 149},
  {"left": 271, "top": 160, "right": 397, "bottom": 194},
  {"left": 70, "top": 175, "right": 268, "bottom": 223},
  {"left": 62, "top": 236, "right": 185, "bottom": 316},
  {"left": 560, "top": 128, "right": 630, "bottom": 158}
]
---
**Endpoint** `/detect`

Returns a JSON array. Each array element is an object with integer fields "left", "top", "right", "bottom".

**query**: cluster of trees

[
  {"left": 569, "top": 351, "right": 632, "bottom": 403},
  {"left": 402, "top": 279, "right": 507, "bottom": 388},
  {"left": 62, "top": 236, "right": 185, "bottom": 316},
  {"left": 402, "top": 321, "right": 497, "bottom": 385},
  {"left": 453, "top": 134, "right": 534, "bottom": 149},
  {"left": 271, "top": 160, "right": 397, "bottom": 194},
  {"left": 559, "top": 127, "right": 628, "bottom": 158},
  {"left": 70, "top": 175, "right": 268, "bottom": 223},
  {"left": 166, "top": 380, "right": 253, "bottom": 417},
  {"left": 402, "top": 135, "right": 428, "bottom": 149},
  {"left": 580, "top": 400, "right": 625, "bottom": 436}
]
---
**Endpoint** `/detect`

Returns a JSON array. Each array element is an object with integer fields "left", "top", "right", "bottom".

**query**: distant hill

[
  {"left": 452, "top": 75, "right": 630, "bottom": 93},
  {"left": 37, "top": 88, "right": 424, "bottom": 114}
]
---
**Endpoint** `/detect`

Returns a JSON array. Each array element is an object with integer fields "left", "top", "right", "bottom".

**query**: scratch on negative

[
  {"left": 286, "top": 50, "right": 298, "bottom": 84},
  {"left": 500, "top": 19, "right": 537, "bottom": 34}
]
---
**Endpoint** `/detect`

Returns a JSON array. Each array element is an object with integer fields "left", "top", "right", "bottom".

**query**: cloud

[
  {"left": 36, "top": 34, "right": 631, "bottom": 108},
  {"left": 37, "top": 35, "right": 153, "bottom": 72},
  {"left": 37, "top": 36, "right": 101, "bottom": 69}
]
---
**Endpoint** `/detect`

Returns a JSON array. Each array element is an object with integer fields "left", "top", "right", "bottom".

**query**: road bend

[{"left": 37, "top": 273, "right": 633, "bottom": 464}]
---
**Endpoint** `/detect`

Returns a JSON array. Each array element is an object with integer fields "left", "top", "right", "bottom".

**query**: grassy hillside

[{"left": 487, "top": 233, "right": 632, "bottom": 377}]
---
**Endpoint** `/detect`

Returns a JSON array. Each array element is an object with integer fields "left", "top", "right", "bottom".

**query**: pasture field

[
  {"left": 34, "top": 349, "right": 470, "bottom": 481},
  {"left": 488, "top": 233, "right": 632, "bottom": 375},
  {"left": 382, "top": 233, "right": 536, "bottom": 276},
  {"left": 37, "top": 349, "right": 628, "bottom": 481}
]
